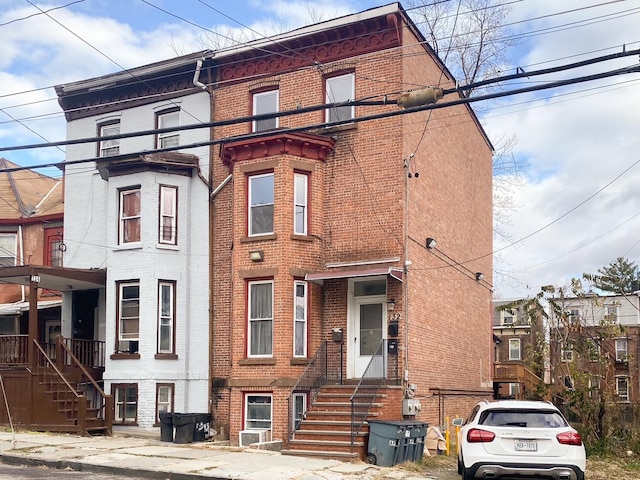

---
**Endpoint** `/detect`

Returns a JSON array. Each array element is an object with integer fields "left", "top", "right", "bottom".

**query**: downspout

[{"left": 18, "top": 225, "right": 25, "bottom": 303}]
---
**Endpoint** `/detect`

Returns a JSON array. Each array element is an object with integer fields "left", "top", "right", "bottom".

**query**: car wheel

[{"left": 461, "top": 466, "right": 474, "bottom": 480}]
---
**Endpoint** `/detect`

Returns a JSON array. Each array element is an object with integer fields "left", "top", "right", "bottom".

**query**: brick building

[{"left": 207, "top": 3, "right": 494, "bottom": 450}]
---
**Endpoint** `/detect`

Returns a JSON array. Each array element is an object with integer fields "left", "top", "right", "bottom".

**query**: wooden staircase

[
  {"left": 30, "top": 340, "right": 113, "bottom": 435},
  {"left": 282, "top": 384, "right": 392, "bottom": 461}
]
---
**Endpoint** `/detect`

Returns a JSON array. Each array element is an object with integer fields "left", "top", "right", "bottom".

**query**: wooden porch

[
  {"left": 0, "top": 335, "right": 113, "bottom": 435},
  {"left": 493, "top": 363, "right": 550, "bottom": 401}
]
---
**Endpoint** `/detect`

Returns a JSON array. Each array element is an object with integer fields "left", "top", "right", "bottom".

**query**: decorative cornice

[
  {"left": 219, "top": 15, "right": 401, "bottom": 83},
  {"left": 221, "top": 131, "right": 335, "bottom": 165}
]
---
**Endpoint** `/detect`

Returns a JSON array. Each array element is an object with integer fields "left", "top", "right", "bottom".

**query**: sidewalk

[{"left": 0, "top": 427, "right": 435, "bottom": 480}]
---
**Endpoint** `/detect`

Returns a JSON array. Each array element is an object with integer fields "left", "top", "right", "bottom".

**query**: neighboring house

[
  {"left": 53, "top": 52, "right": 212, "bottom": 428},
  {"left": 492, "top": 299, "right": 546, "bottom": 400},
  {"left": 208, "top": 3, "right": 493, "bottom": 455},
  {"left": 548, "top": 293, "right": 640, "bottom": 404},
  {"left": 0, "top": 158, "right": 64, "bottom": 342}
]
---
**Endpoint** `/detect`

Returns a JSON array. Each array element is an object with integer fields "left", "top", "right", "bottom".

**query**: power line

[{"left": 0, "top": 0, "right": 85, "bottom": 27}]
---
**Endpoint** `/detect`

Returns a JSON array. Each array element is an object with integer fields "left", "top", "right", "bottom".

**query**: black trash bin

[
  {"left": 173, "top": 413, "right": 197, "bottom": 444},
  {"left": 194, "top": 413, "right": 212, "bottom": 442},
  {"left": 159, "top": 411, "right": 174, "bottom": 442}
]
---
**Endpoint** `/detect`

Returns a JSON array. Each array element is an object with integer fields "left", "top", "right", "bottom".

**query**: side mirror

[{"left": 452, "top": 417, "right": 464, "bottom": 427}]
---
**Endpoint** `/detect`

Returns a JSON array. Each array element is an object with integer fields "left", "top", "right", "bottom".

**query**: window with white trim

[
  {"left": 563, "top": 376, "right": 574, "bottom": 390},
  {"left": 156, "top": 109, "right": 180, "bottom": 148},
  {"left": 159, "top": 186, "right": 177, "bottom": 245},
  {"left": 615, "top": 338, "right": 628, "bottom": 362},
  {"left": 605, "top": 304, "right": 618, "bottom": 322},
  {"left": 248, "top": 173, "right": 274, "bottom": 236},
  {"left": 156, "top": 383, "right": 174, "bottom": 424},
  {"left": 253, "top": 90, "right": 279, "bottom": 132},
  {"left": 508, "top": 338, "right": 521, "bottom": 360},
  {"left": 119, "top": 188, "right": 141, "bottom": 244},
  {"left": 616, "top": 376, "right": 629, "bottom": 402},
  {"left": 118, "top": 281, "right": 140, "bottom": 348},
  {"left": 561, "top": 343, "right": 574, "bottom": 362},
  {"left": 501, "top": 311, "right": 514, "bottom": 325},
  {"left": 292, "top": 392, "right": 307, "bottom": 430},
  {"left": 245, "top": 393, "right": 272, "bottom": 430},
  {"left": 0, "top": 233, "right": 17, "bottom": 267},
  {"left": 325, "top": 73, "right": 354, "bottom": 123},
  {"left": 158, "top": 281, "right": 175, "bottom": 354},
  {"left": 294, "top": 173, "right": 308, "bottom": 235},
  {"left": 248, "top": 280, "right": 273, "bottom": 357},
  {"left": 99, "top": 122, "right": 120, "bottom": 157},
  {"left": 294, "top": 281, "right": 307, "bottom": 357}
]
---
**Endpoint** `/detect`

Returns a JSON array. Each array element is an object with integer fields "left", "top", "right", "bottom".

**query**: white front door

[{"left": 350, "top": 296, "right": 386, "bottom": 378}]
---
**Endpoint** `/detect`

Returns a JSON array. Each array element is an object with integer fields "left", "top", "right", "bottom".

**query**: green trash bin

[
  {"left": 159, "top": 411, "right": 173, "bottom": 442},
  {"left": 173, "top": 413, "right": 197, "bottom": 444},
  {"left": 366, "top": 420, "right": 408, "bottom": 466}
]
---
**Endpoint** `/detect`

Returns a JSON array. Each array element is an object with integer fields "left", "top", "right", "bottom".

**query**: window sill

[
  {"left": 322, "top": 123, "right": 357, "bottom": 134},
  {"left": 291, "top": 234, "right": 314, "bottom": 242},
  {"left": 155, "top": 353, "right": 178, "bottom": 360},
  {"left": 240, "top": 234, "right": 277, "bottom": 243},
  {"left": 112, "top": 242, "right": 142, "bottom": 251},
  {"left": 157, "top": 243, "right": 179, "bottom": 251},
  {"left": 290, "top": 357, "right": 310, "bottom": 365},
  {"left": 110, "top": 353, "right": 141, "bottom": 360},
  {"left": 239, "top": 357, "right": 276, "bottom": 366}
]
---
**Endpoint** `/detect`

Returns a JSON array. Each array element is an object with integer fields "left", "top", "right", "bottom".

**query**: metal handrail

[
  {"left": 350, "top": 339, "right": 387, "bottom": 448},
  {"left": 286, "top": 340, "right": 343, "bottom": 443}
]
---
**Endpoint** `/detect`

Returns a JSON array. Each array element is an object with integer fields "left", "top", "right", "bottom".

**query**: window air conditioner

[{"left": 239, "top": 429, "right": 271, "bottom": 446}]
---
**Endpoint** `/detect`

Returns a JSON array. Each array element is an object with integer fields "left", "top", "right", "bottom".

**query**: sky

[{"left": 1, "top": 0, "right": 640, "bottom": 300}]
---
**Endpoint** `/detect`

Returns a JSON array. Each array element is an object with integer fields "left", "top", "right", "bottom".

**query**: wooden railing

[
  {"left": 0, "top": 335, "right": 28, "bottom": 364},
  {"left": 494, "top": 363, "right": 546, "bottom": 400},
  {"left": 61, "top": 338, "right": 106, "bottom": 369}
]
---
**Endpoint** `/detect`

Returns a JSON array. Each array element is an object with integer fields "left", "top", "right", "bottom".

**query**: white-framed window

[
  {"left": 616, "top": 376, "right": 629, "bottom": 402},
  {"left": 292, "top": 392, "right": 307, "bottom": 430},
  {"left": 118, "top": 281, "right": 140, "bottom": 343},
  {"left": 605, "top": 304, "right": 618, "bottom": 322},
  {"left": 158, "top": 281, "right": 175, "bottom": 354},
  {"left": 156, "top": 383, "right": 174, "bottom": 424},
  {"left": 99, "top": 122, "right": 120, "bottom": 157},
  {"left": 325, "top": 73, "right": 354, "bottom": 123},
  {"left": 508, "top": 338, "right": 521, "bottom": 360},
  {"left": 119, "top": 188, "right": 141, "bottom": 244},
  {"left": 561, "top": 343, "right": 574, "bottom": 362},
  {"left": 508, "top": 383, "right": 519, "bottom": 397},
  {"left": 294, "top": 281, "right": 307, "bottom": 357},
  {"left": 568, "top": 308, "right": 581, "bottom": 324},
  {"left": 588, "top": 375, "right": 601, "bottom": 399},
  {"left": 248, "top": 173, "right": 274, "bottom": 236},
  {"left": 245, "top": 393, "right": 272, "bottom": 430},
  {"left": 113, "top": 383, "right": 137, "bottom": 424},
  {"left": 293, "top": 172, "right": 308, "bottom": 236},
  {"left": 253, "top": 89, "right": 279, "bottom": 132},
  {"left": 248, "top": 280, "right": 273, "bottom": 357},
  {"left": 615, "top": 338, "right": 628, "bottom": 362},
  {"left": 501, "top": 311, "right": 514, "bottom": 325},
  {"left": 563, "top": 376, "right": 574, "bottom": 390},
  {"left": 159, "top": 185, "right": 177, "bottom": 245},
  {"left": 0, "top": 233, "right": 17, "bottom": 267},
  {"left": 156, "top": 109, "right": 180, "bottom": 148},
  {"left": 586, "top": 339, "right": 601, "bottom": 362}
]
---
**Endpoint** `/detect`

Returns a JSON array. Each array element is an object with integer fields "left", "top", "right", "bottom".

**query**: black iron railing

[
  {"left": 350, "top": 339, "right": 398, "bottom": 448},
  {"left": 287, "top": 340, "right": 343, "bottom": 443}
]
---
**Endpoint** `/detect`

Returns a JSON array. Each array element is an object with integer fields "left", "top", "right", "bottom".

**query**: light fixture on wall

[
  {"left": 426, "top": 237, "right": 437, "bottom": 249},
  {"left": 249, "top": 250, "right": 264, "bottom": 262},
  {"left": 387, "top": 299, "right": 396, "bottom": 311},
  {"left": 475, "top": 272, "right": 484, "bottom": 281}
]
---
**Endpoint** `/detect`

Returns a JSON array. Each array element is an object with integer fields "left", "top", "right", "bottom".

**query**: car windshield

[{"left": 479, "top": 409, "right": 567, "bottom": 428}]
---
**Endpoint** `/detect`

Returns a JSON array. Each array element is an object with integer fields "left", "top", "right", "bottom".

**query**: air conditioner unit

[{"left": 239, "top": 429, "right": 271, "bottom": 446}]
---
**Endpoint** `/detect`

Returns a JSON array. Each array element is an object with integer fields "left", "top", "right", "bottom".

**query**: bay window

[
  {"left": 248, "top": 280, "right": 273, "bottom": 357},
  {"left": 248, "top": 173, "right": 274, "bottom": 236},
  {"left": 119, "top": 188, "right": 141, "bottom": 244}
]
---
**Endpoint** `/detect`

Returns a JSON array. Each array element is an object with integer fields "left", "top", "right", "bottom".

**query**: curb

[{"left": 0, "top": 453, "right": 224, "bottom": 480}]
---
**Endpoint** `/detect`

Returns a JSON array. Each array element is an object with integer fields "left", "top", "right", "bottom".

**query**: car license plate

[{"left": 515, "top": 440, "right": 537, "bottom": 452}]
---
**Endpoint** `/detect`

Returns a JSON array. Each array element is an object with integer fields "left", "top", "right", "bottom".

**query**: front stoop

[{"left": 281, "top": 384, "right": 395, "bottom": 461}]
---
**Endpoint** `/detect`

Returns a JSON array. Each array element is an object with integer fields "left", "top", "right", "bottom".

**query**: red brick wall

[{"left": 210, "top": 16, "right": 493, "bottom": 443}]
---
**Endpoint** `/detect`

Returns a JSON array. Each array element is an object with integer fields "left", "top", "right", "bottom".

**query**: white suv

[{"left": 457, "top": 400, "right": 586, "bottom": 480}]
